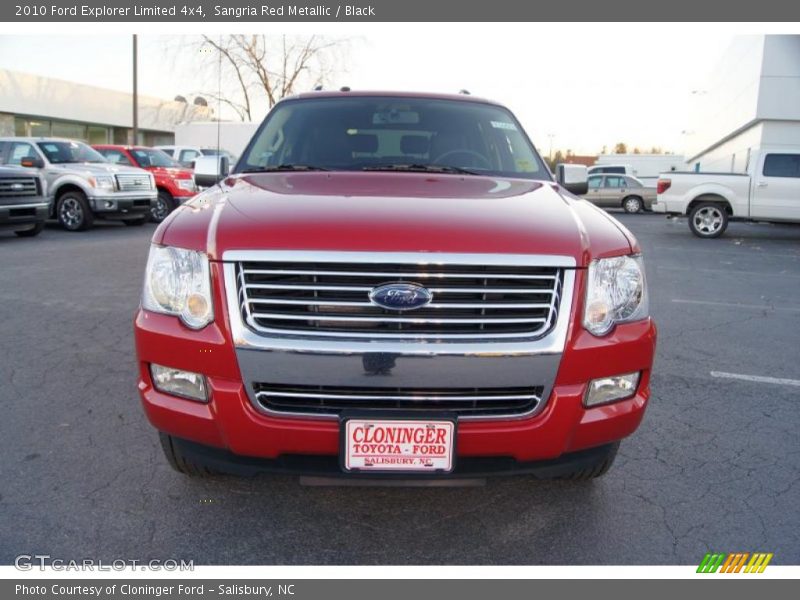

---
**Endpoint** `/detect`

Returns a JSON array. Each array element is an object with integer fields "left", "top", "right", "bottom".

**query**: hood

[
  {"left": 156, "top": 172, "right": 634, "bottom": 266},
  {"left": 149, "top": 166, "right": 194, "bottom": 179},
  {"left": 52, "top": 163, "right": 150, "bottom": 176}
]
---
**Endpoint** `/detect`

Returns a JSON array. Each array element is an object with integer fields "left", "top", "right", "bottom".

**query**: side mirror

[
  {"left": 193, "top": 155, "right": 229, "bottom": 188},
  {"left": 556, "top": 163, "right": 589, "bottom": 195},
  {"left": 20, "top": 156, "right": 44, "bottom": 169}
]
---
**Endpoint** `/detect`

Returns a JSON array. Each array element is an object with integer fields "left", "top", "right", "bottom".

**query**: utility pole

[
  {"left": 547, "top": 133, "right": 555, "bottom": 162},
  {"left": 132, "top": 34, "right": 138, "bottom": 145}
]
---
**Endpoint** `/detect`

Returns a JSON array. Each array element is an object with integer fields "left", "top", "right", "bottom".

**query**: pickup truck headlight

[
  {"left": 142, "top": 245, "right": 214, "bottom": 329},
  {"left": 91, "top": 175, "right": 116, "bottom": 191},
  {"left": 583, "top": 255, "right": 648, "bottom": 336},
  {"left": 177, "top": 179, "right": 196, "bottom": 191}
]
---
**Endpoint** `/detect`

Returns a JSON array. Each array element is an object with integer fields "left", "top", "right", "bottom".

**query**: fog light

[
  {"left": 104, "top": 200, "right": 114, "bottom": 209},
  {"left": 150, "top": 363, "right": 208, "bottom": 402},
  {"left": 584, "top": 372, "right": 640, "bottom": 407}
]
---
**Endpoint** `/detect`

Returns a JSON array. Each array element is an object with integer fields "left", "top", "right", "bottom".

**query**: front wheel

[
  {"left": 57, "top": 191, "right": 94, "bottom": 231},
  {"left": 15, "top": 221, "right": 45, "bottom": 237},
  {"left": 159, "top": 433, "right": 219, "bottom": 477},
  {"left": 557, "top": 443, "right": 619, "bottom": 481},
  {"left": 622, "top": 196, "right": 643, "bottom": 214},
  {"left": 150, "top": 191, "right": 175, "bottom": 223},
  {"left": 689, "top": 202, "right": 729, "bottom": 238}
]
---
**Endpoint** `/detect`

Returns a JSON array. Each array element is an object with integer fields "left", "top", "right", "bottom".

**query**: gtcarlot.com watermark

[{"left": 15, "top": 554, "right": 194, "bottom": 572}]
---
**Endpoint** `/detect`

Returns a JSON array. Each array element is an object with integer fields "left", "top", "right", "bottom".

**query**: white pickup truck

[{"left": 652, "top": 148, "right": 800, "bottom": 237}]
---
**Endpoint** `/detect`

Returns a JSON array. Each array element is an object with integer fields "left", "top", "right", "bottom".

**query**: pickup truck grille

[
  {"left": 252, "top": 383, "right": 544, "bottom": 418},
  {"left": 115, "top": 173, "right": 152, "bottom": 192},
  {"left": 0, "top": 177, "right": 39, "bottom": 198},
  {"left": 235, "top": 257, "right": 564, "bottom": 339}
]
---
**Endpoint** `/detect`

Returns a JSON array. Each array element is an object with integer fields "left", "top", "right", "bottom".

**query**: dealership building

[
  {"left": 0, "top": 69, "right": 213, "bottom": 146},
  {"left": 684, "top": 35, "right": 800, "bottom": 172}
]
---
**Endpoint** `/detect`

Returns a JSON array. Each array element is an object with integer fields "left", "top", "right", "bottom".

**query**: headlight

[
  {"left": 583, "top": 255, "right": 648, "bottom": 336},
  {"left": 177, "top": 179, "right": 196, "bottom": 191},
  {"left": 142, "top": 245, "right": 214, "bottom": 329},
  {"left": 92, "top": 175, "right": 115, "bottom": 190}
]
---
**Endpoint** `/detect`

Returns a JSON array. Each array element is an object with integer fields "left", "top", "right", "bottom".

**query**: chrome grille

[
  {"left": 115, "top": 173, "right": 152, "bottom": 192},
  {"left": 235, "top": 254, "right": 565, "bottom": 339},
  {"left": 253, "top": 383, "right": 545, "bottom": 418},
  {"left": 0, "top": 177, "right": 39, "bottom": 198}
]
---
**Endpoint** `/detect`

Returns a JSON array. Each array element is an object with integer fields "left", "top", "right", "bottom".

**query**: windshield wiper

[
  {"left": 241, "top": 164, "right": 329, "bottom": 173},
  {"left": 362, "top": 163, "right": 479, "bottom": 175}
]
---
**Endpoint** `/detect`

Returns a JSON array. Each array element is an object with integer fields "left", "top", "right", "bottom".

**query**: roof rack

[
  {"left": 459, "top": 89, "right": 471, "bottom": 95},
  {"left": 313, "top": 85, "right": 323, "bottom": 91},
  {"left": 340, "top": 86, "right": 351, "bottom": 92}
]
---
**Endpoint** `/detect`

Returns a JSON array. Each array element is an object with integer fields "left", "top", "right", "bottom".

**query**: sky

[{"left": 0, "top": 27, "right": 736, "bottom": 156}]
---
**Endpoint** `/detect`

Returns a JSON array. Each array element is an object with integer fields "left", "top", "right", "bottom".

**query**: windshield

[
  {"left": 37, "top": 141, "right": 107, "bottom": 164},
  {"left": 131, "top": 148, "right": 180, "bottom": 168},
  {"left": 237, "top": 96, "right": 548, "bottom": 179}
]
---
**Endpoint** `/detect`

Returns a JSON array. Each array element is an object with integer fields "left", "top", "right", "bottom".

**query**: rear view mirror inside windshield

[{"left": 373, "top": 109, "right": 420, "bottom": 125}]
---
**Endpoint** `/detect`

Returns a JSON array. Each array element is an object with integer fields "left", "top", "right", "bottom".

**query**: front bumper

[
  {"left": 0, "top": 201, "right": 48, "bottom": 228},
  {"left": 134, "top": 263, "right": 657, "bottom": 468},
  {"left": 90, "top": 193, "right": 155, "bottom": 215}
]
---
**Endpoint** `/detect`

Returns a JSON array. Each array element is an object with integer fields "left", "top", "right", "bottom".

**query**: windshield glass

[
  {"left": 238, "top": 96, "right": 547, "bottom": 178},
  {"left": 37, "top": 141, "right": 107, "bottom": 164},
  {"left": 131, "top": 148, "right": 180, "bottom": 168}
]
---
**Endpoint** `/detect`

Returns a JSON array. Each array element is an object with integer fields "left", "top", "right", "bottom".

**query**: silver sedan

[{"left": 583, "top": 174, "right": 656, "bottom": 213}]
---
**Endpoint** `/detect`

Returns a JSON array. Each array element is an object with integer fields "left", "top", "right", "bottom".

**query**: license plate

[{"left": 342, "top": 418, "right": 455, "bottom": 473}]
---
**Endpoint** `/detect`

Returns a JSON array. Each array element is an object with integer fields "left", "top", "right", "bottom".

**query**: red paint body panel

[
  {"left": 156, "top": 172, "right": 632, "bottom": 265},
  {"left": 94, "top": 145, "right": 196, "bottom": 200}
]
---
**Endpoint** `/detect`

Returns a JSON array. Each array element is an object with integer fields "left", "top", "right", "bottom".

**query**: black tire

[
  {"left": 57, "top": 191, "right": 94, "bottom": 231},
  {"left": 689, "top": 201, "right": 729, "bottom": 238},
  {"left": 123, "top": 216, "right": 148, "bottom": 227},
  {"left": 159, "top": 433, "right": 219, "bottom": 477},
  {"left": 14, "top": 221, "right": 45, "bottom": 237},
  {"left": 622, "top": 196, "right": 643, "bottom": 214},
  {"left": 150, "top": 190, "right": 175, "bottom": 223},
  {"left": 557, "top": 443, "right": 619, "bottom": 481}
]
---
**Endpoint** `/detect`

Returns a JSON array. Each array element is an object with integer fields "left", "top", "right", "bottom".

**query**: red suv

[
  {"left": 134, "top": 92, "right": 656, "bottom": 480},
  {"left": 94, "top": 145, "right": 197, "bottom": 222}
]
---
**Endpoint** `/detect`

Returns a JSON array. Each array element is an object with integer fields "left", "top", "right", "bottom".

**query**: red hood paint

[{"left": 155, "top": 172, "right": 633, "bottom": 266}]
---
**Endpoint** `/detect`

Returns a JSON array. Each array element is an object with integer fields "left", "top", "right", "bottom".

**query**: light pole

[
  {"left": 547, "top": 133, "right": 555, "bottom": 162},
  {"left": 132, "top": 34, "right": 138, "bottom": 145}
]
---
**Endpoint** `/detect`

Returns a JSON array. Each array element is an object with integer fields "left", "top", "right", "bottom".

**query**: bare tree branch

[{"left": 178, "top": 34, "right": 353, "bottom": 121}]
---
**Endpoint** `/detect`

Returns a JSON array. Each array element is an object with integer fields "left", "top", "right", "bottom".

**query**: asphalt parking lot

[{"left": 1, "top": 213, "right": 799, "bottom": 565}]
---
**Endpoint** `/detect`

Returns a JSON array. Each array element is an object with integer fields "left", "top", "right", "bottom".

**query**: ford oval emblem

[{"left": 369, "top": 283, "right": 433, "bottom": 311}]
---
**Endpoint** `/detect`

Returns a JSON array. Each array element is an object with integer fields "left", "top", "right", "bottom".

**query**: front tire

[
  {"left": 689, "top": 202, "right": 729, "bottom": 238},
  {"left": 622, "top": 196, "right": 643, "bottom": 214},
  {"left": 57, "top": 191, "right": 94, "bottom": 231},
  {"left": 557, "top": 443, "right": 619, "bottom": 481},
  {"left": 159, "top": 433, "right": 219, "bottom": 477},
  {"left": 150, "top": 190, "right": 175, "bottom": 223},
  {"left": 14, "top": 221, "right": 45, "bottom": 237}
]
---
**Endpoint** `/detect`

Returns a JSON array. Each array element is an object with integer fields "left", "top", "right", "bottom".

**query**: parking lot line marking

[
  {"left": 710, "top": 371, "right": 800, "bottom": 387},
  {"left": 658, "top": 266, "right": 800, "bottom": 279},
  {"left": 671, "top": 299, "right": 800, "bottom": 313}
]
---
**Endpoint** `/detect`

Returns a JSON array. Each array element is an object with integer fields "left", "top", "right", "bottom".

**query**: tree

[
  {"left": 650, "top": 146, "right": 663, "bottom": 154},
  {"left": 614, "top": 142, "right": 628, "bottom": 154},
  {"left": 633, "top": 147, "right": 641, "bottom": 154},
  {"left": 545, "top": 149, "right": 565, "bottom": 171},
  {"left": 192, "top": 35, "right": 352, "bottom": 121}
]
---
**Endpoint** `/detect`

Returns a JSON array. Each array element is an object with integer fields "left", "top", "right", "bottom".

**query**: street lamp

[
  {"left": 547, "top": 133, "right": 555, "bottom": 161},
  {"left": 132, "top": 34, "right": 138, "bottom": 145}
]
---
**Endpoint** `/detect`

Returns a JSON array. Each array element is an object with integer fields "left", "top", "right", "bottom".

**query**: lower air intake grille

[{"left": 252, "top": 383, "right": 545, "bottom": 418}]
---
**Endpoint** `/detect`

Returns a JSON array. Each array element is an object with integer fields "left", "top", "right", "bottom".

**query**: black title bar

[{"left": 4, "top": 0, "right": 800, "bottom": 22}]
